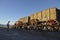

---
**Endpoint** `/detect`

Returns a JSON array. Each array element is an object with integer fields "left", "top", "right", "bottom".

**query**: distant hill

[
  {"left": 0, "top": 24, "right": 13, "bottom": 28},
  {"left": 0, "top": 24, "right": 7, "bottom": 27}
]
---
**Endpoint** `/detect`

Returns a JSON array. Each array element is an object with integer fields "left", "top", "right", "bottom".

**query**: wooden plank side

[
  {"left": 37, "top": 12, "right": 42, "bottom": 21},
  {"left": 24, "top": 16, "right": 29, "bottom": 23},
  {"left": 19, "top": 18, "right": 24, "bottom": 22},
  {"left": 30, "top": 14, "right": 34, "bottom": 20},
  {"left": 42, "top": 10, "right": 46, "bottom": 21},
  {"left": 50, "top": 7, "right": 57, "bottom": 20},
  {"left": 45, "top": 9, "right": 50, "bottom": 21},
  {"left": 34, "top": 13, "right": 38, "bottom": 19}
]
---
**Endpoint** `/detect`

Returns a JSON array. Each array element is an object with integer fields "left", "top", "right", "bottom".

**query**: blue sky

[{"left": 0, "top": 0, "right": 60, "bottom": 25}]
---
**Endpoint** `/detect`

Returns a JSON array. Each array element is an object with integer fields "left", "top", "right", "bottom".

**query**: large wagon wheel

[
  {"left": 15, "top": 21, "right": 23, "bottom": 29},
  {"left": 30, "top": 19, "right": 39, "bottom": 30}
]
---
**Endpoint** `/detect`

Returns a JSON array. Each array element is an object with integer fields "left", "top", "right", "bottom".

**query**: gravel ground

[{"left": 0, "top": 27, "right": 60, "bottom": 40}]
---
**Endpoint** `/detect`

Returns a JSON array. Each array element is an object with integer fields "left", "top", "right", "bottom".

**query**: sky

[{"left": 0, "top": 0, "right": 60, "bottom": 25}]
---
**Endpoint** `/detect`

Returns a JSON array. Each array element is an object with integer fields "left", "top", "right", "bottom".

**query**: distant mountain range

[
  {"left": 0, "top": 24, "right": 13, "bottom": 28},
  {"left": 0, "top": 24, "right": 6, "bottom": 27}
]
